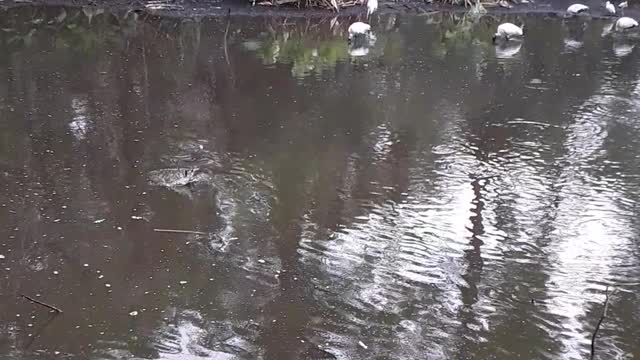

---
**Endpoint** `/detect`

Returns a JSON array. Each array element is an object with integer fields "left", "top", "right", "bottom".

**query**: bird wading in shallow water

[
  {"left": 348, "top": 21, "right": 372, "bottom": 42},
  {"left": 615, "top": 16, "right": 639, "bottom": 31},
  {"left": 566, "top": 3, "right": 590, "bottom": 16},
  {"left": 492, "top": 22, "right": 524, "bottom": 43},
  {"left": 347, "top": 21, "right": 376, "bottom": 57}
]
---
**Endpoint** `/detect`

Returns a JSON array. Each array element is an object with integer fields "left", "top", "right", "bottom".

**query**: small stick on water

[
  {"left": 153, "top": 228, "right": 208, "bottom": 235},
  {"left": 590, "top": 286, "right": 613, "bottom": 360},
  {"left": 20, "top": 294, "right": 62, "bottom": 314},
  {"left": 223, "top": 10, "right": 231, "bottom": 68}
]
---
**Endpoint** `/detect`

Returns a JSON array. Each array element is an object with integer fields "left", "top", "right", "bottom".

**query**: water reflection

[
  {"left": 613, "top": 41, "right": 634, "bottom": 57},
  {"left": 494, "top": 41, "right": 522, "bottom": 58},
  {"left": 348, "top": 46, "right": 369, "bottom": 57},
  {"left": 564, "top": 38, "right": 584, "bottom": 52},
  {"left": 1, "top": 6, "right": 640, "bottom": 360}
]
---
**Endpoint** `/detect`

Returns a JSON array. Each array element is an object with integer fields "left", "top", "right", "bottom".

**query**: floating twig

[
  {"left": 20, "top": 294, "right": 62, "bottom": 314},
  {"left": 223, "top": 10, "right": 231, "bottom": 68},
  {"left": 153, "top": 228, "right": 208, "bottom": 235},
  {"left": 590, "top": 286, "right": 614, "bottom": 360},
  {"left": 222, "top": 10, "right": 236, "bottom": 89}
]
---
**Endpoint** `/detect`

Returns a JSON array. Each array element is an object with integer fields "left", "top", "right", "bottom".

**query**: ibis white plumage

[
  {"left": 566, "top": 3, "right": 590, "bottom": 15},
  {"left": 615, "top": 16, "right": 639, "bottom": 31},
  {"left": 367, "top": 0, "right": 378, "bottom": 17},
  {"left": 605, "top": 1, "right": 616, "bottom": 15},
  {"left": 492, "top": 23, "right": 524, "bottom": 42},
  {"left": 348, "top": 22, "right": 372, "bottom": 41},
  {"left": 619, "top": 1, "right": 628, "bottom": 8}
]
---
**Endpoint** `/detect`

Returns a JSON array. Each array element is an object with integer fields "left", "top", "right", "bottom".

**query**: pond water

[{"left": 1, "top": 6, "right": 640, "bottom": 360}]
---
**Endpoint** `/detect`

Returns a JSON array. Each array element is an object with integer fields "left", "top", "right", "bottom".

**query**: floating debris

[
  {"left": 94, "top": 219, "right": 106, "bottom": 224},
  {"left": 153, "top": 228, "right": 207, "bottom": 235},
  {"left": 20, "top": 294, "right": 63, "bottom": 313},
  {"left": 131, "top": 216, "right": 143, "bottom": 220},
  {"left": 148, "top": 167, "right": 211, "bottom": 189},
  {"left": 179, "top": 280, "right": 188, "bottom": 285},
  {"left": 129, "top": 310, "right": 139, "bottom": 316}
]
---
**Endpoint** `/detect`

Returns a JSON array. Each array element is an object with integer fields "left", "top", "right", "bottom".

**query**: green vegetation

[
  {"left": 0, "top": 6, "right": 138, "bottom": 55},
  {"left": 248, "top": 29, "right": 350, "bottom": 77}
]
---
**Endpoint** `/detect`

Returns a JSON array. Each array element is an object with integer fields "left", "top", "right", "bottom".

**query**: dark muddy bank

[{"left": 1, "top": 0, "right": 639, "bottom": 18}]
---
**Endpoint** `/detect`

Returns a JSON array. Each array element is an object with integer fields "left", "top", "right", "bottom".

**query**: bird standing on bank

[
  {"left": 605, "top": 1, "right": 616, "bottom": 15},
  {"left": 367, "top": 0, "right": 378, "bottom": 18}
]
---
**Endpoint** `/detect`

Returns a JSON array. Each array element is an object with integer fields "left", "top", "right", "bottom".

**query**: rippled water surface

[{"left": 1, "top": 6, "right": 640, "bottom": 360}]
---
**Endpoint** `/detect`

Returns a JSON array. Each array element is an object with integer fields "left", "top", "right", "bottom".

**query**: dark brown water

[{"left": 1, "top": 6, "right": 640, "bottom": 359}]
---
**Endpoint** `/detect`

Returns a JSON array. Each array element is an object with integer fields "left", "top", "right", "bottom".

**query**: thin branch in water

[
  {"left": 153, "top": 228, "right": 208, "bottom": 235},
  {"left": 590, "top": 286, "right": 614, "bottom": 360},
  {"left": 223, "top": 9, "right": 231, "bottom": 68},
  {"left": 223, "top": 11, "right": 236, "bottom": 89},
  {"left": 20, "top": 294, "right": 62, "bottom": 314}
]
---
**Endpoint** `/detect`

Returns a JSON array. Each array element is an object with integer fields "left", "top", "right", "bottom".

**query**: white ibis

[
  {"left": 492, "top": 23, "right": 524, "bottom": 42},
  {"left": 566, "top": 3, "right": 590, "bottom": 15},
  {"left": 605, "top": 1, "right": 616, "bottom": 15},
  {"left": 367, "top": 0, "right": 378, "bottom": 18},
  {"left": 348, "top": 22, "right": 372, "bottom": 42},
  {"left": 615, "top": 16, "right": 639, "bottom": 31}
]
